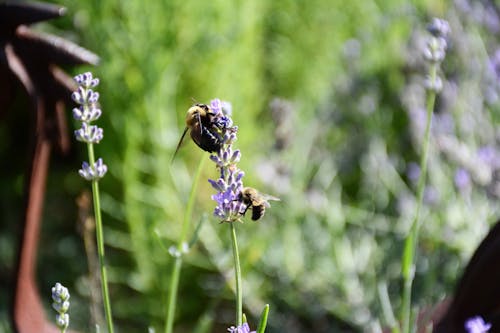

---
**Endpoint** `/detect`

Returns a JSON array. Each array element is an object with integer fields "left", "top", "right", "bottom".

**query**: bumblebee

[
  {"left": 238, "top": 187, "right": 280, "bottom": 221},
  {"left": 173, "top": 104, "right": 224, "bottom": 159}
]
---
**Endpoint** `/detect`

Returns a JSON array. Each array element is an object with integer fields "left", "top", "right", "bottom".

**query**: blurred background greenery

[{"left": 1, "top": 0, "right": 499, "bottom": 332}]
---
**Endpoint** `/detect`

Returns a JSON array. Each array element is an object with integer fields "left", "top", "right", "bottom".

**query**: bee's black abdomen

[
  {"left": 191, "top": 124, "right": 222, "bottom": 152},
  {"left": 251, "top": 205, "right": 265, "bottom": 221}
]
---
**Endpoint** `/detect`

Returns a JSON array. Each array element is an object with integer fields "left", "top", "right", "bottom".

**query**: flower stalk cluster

[
  {"left": 72, "top": 72, "right": 107, "bottom": 180},
  {"left": 51, "top": 283, "right": 70, "bottom": 333},
  {"left": 400, "top": 19, "right": 450, "bottom": 333},
  {"left": 423, "top": 18, "right": 450, "bottom": 93},
  {"left": 207, "top": 99, "right": 246, "bottom": 223},
  {"left": 72, "top": 72, "right": 114, "bottom": 333},
  {"left": 205, "top": 98, "right": 245, "bottom": 326}
]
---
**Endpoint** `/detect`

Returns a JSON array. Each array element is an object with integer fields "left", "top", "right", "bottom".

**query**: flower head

[
  {"left": 207, "top": 99, "right": 246, "bottom": 222},
  {"left": 78, "top": 158, "right": 108, "bottom": 181},
  {"left": 74, "top": 122, "right": 104, "bottom": 144},
  {"left": 227, "top": 323, "right": 256, "bottom": 333},
  {"left": 465, "top": 316, "right": 491, "bottom": 333},
  {"left": 427, "top": 18, "right": 451, "bottom": 38},
  {"left": 422, "top": 18, "right": 449, "bottom": 94}
]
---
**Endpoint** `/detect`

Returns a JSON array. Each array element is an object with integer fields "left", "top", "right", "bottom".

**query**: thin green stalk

[
  {"left": 230, "top": 223, "right": 242, "bottom": 326},
  {"left": 165, "top": 156, "right": 207, "bottom": 333},
  {"left": 256, "top": 304, "right": 270, "bottom": 333},
  {"left": 87, "top": 142, "right": 114, "bottom": 333},
  {"left": 400, "top": 63, "right": 438, "bottom": 333}
]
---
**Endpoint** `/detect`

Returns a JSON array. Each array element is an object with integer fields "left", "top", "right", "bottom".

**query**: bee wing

[
  {"left": 171, "top": 127, "right": 189, "bottom": 163},
  {"left": 261, "top": 193, "right": 280, "bottom": 207}
]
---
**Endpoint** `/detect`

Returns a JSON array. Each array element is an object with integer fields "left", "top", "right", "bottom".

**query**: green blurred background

[{"left": 1, "top": 0, "right": 499, "bottom": 332}]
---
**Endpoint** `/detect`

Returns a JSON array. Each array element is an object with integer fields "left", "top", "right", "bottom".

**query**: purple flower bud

[
  {"left": 231, "top": 150, "right": 241, "bottom": 163},
  {"left": 424, "top": 75, "right": 443, "bottom": 92},
  {"left": 465, "top": 316, "right": 491, "bottom": 333},
  {"left": 407, "top": 162, "right": 420, "bottom": 184},
  {"left": 74, "top": 123, "right": 104, "bottom": 143},
  {"left": 423, "top": 33, "right": 448, "bottom": 63},
  {"left": 88, "top": 91, "right": 99, "bottom": 103},
  {"left": 78, "top": 158, "right": 107, "bottom": 181},
  {"left": 454, "top": 168, "right": 471, "bottom": 191},
  {"left": 74, "top": 72, "right": 99, "bottom": 89},
  {"left": 427, "top": 18, "right": 451, "bottom": 38},
  {"left": 478, "top": 146, "right": 500, "bottom": 169},
  {"left": 71, "top": 91, "right": 82, "bottom": 104},
  {"left": 210, "top": 98, "right": 222, "bottom": 115}
]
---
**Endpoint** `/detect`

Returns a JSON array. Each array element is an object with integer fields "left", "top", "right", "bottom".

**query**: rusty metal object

[{"left": 1, "top": 2, "right": 98, "bottom": 332}]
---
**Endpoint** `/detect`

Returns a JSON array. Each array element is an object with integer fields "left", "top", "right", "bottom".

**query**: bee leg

[
  {"left": 171, "top": 127, "right": 189, "bottom": 163},
  {"left": 240, "top": 204, "right": 251, "bottom": 216}
]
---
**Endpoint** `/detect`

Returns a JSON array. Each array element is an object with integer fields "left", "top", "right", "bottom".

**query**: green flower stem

[
  {"left": 165, "top": 156, "right": 206, "bottom": 333},
  {"left": 86, "top": 142, "right": 114, "bottom": 333},
  {"left": 230, "top": 222, "right": 242, "bottom": 326},
  {"left": 400, "top": 63, "right": 438, "bottom": 333}
]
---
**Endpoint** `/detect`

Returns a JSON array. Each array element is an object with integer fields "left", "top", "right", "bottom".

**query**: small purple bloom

[
  {"left": 478, "top": 146, "right": 500, "bottom": 169},
  {"left": 210, "top": 98, "right": 222, "bottom": 114},
  {"left": 227, "top": 323, "right": 256, "bottom": 333},
  {"left": 424, "top": 74, "right": 443, "bottom": 92},
  {"left": 72, "top": 105, "right": 102, "bottom": 122},
  {"left": 465, "top": 316, "right": 491, "bottom": 333},
  {"left": 427, "top": 18, "right": 451, "bottom": 38},
  {"left": 454, "top": 168, "right": 471, "bottom": 190},
  {"left": 74, "top": 122, "right": 104, "bottom": 143},
  {"left": 79, "top": 158, "right": 108, "bottom": 181},
  {"left": 488, "top": 49, "right": 500, "bottom": 82},
  {"left": 74, "top": 72, "right": 99, "bottom": 88},
  {"left": 423, "top": 186, "right": 440, "bottom": 205},
  {"left": 407, "top": 162, "right": 421, "bottom": 184}
]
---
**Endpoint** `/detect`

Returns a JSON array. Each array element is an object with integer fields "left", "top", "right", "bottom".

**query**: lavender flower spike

[
  {"left": 72, "top": 72, "right": 107, "bottom": 181},
  {"left": 465, "top": 316, "right": 491, "bottom": 333},
  {"left": 51, "top": 282, "right": 70, "bottom": 332},
  {"left": 207, "top": 99, "right": 246, "bottom": 222}
]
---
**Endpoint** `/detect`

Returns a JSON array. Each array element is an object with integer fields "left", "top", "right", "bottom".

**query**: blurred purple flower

[
  {"left": 454, "top": 168, "right": 471, "bottom": 191},
  {"left": 478, "top": 146, "right": 500, "bottom": 170},
  {"left": 427, "top": 18, "right": 451, "bottom": 38},
  {"left": 465, "top": 316, "right": 491, "bottom": 333},
  {"left": 423, "top": 186, "right": 440, "bottom": 206},
  {"left": 407, "top": 162, "right": 421, "bottom": 184},
  {"left": 488, "top": 49, "right": 500, "bottom": 82}
]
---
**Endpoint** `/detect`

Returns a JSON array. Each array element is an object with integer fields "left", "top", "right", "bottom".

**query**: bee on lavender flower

[
  {"left": 173, "top": 103, "right": 226, "bottom": 159},
  {"left": 238, "top": 187, "right": 280, "bottom": 221}
]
